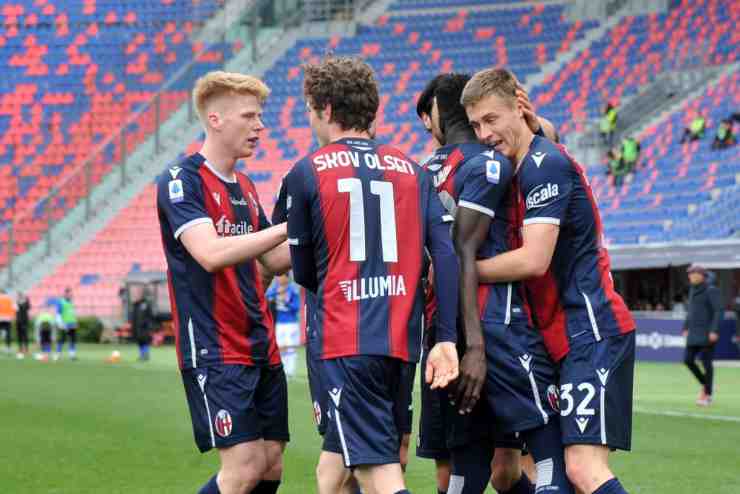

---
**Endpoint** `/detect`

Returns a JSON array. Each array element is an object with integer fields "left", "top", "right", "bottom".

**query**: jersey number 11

[{"left": 338, "top": 178, "right": 398, "bottom": 263}]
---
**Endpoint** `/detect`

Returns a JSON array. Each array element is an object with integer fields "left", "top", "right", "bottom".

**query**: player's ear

[
  {"left": 207, "top": 110, "right": 221, "bottom": 131},
  {"left": 324, "top": 103, "right": 333, "bottom": 124}
]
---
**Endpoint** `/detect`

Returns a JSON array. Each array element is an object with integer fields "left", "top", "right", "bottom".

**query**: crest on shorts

[
  {"left": 215, "top": 409, "right": 233, "bottom": 438},
  {"left": 546, "top": 384, "right": 560, "bottom": 412},
  {"left": 313, "top": 400, "right": 322, "bottom": 426}
]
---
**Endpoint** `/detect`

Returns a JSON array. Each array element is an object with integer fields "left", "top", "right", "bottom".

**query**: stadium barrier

[{"left": 634, "top": 312, "right": 738, "bottom": 362}]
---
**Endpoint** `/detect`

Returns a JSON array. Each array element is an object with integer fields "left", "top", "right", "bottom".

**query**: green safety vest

[
  {"left": 622, "top": 139, "right": 639, "bottom": 163},
  {"left": 59, "top": 298, "right": 77, "bottom": 325},
  {"left": 717, "top": 125, "right": 728, "bottom": 140},
  {"left": 690, "top": 117, "right": 705, "bottom": 134},
  {"left": 600, "top": 108, "right": 618, "bottom": 133},
  {"left": 36, "top": 312, "right": 55, "bottom": 329}
]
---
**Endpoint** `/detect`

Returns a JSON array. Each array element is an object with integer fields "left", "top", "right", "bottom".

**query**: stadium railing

[{"left": 1, "top": 0, "right": 317, "bottom": 287}]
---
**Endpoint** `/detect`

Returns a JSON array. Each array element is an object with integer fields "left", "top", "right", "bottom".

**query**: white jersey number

[{"left": 337, "top": 178, "right": 398, "bottom": 263}]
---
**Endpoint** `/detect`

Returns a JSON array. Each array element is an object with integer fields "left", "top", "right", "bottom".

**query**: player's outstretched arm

[
  {"left": 180, "top": 221, "right": 287, "bottom": 273},
  {"left": 475, "top": 223, "right": 558, "bottom": 283},
  {"left": 452, "top": 206, "right": 490, "bottom": 414},
  {"left": 259, "top": 241, "right": 291, "bottom": 276}
]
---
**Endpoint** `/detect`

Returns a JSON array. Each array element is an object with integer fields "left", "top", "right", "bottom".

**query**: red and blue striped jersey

[
  {"left": 285, "top": 138, "right": 457, "bottom": 363},
  {"left": 456, "top": 149, "right": 533, "bottom": 326},
  {"left": 156, "top": 153, "right": 280, "bottom": 370},
  {"left": 515, "top": 136, "right": 635, "bottom": 362}
]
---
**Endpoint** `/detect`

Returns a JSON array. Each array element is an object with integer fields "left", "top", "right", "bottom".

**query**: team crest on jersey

[
  {"left": 546, "top": 384, "right": 560, "bottom": 412},
  {"left": 313, "top": 400, "right": 322, "bottom": 426},
  {"left": 215, "top": 409, "right": 233, "bottom": 437},
  {"left": 168, "top": 179, "right": 184, "bottom": 203}
]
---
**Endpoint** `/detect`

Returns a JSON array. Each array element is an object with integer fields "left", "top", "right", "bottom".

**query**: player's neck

[
  {"left": 514, "top": 130, "right": 535, "bottom": 171},
  {"left": 199, "top": 141, "right": 237, "bottom": 181},
  {"left": 444, "top": 121, "right": 477, "bottom": 146},
  {"left": 327, "top": 127, "right": 372, "bottom": 144}
]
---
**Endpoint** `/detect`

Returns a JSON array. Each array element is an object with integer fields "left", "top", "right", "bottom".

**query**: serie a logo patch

[{"left": 169, "top": 179, "right": 184, "bottom": 203}]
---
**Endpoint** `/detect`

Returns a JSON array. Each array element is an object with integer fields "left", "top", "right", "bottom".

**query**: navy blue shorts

[
  {"left": 558, "top": 331, "right": 635, "bottom": 451},
  {"left": 321, "top": 356, "right": 415, "bottom": 467},
  {"left": 181, "top": 364, "right": 290, "bottom": 453},
  {"left": 306, "top": 338, "right": 328, "bottom": 436},
  {"left": 416, "top": 346, "right": 451, "bottom": 460},
  {"left": 482, "top": 320, "right": 560, "bottom": 435}
]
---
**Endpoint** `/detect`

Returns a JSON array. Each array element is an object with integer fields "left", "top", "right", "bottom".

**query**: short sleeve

[
  {"left": 285, "top": 161, "right": 313, "bottom": 247},
  {"left": 156, "top": 167, "right": 212, "bottom": 240},
  {"left": 519, "top": 150, "right": 573, "bottom": 226},
  {"left": 422, "top": 170, "right": 454, "bottom": 226},
  {"left": 271, "top": 176, "right": 289, "bottom": 224},
  {"left": 457, "top": 151, "right": 513, "bottom": 218},
  {"left": 256, "top": 201, "right": 271, "bottom": 231}
]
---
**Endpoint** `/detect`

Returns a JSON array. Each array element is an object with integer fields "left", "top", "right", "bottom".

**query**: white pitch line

[{"left": 634, "top": 407, "right": 740, "bottom": 423}]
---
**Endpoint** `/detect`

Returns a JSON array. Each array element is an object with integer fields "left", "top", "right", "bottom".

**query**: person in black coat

[
  {"left": 130, "top": 288, "right": 156, "bottom": 361},
  {"left": 16, "top": 292, "right": 31, "bottom": 358},
  {"left": 682, "top": 264, "right": 722, "bottom": 406}
]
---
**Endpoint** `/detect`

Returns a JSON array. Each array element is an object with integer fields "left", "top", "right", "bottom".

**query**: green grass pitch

[{"left": 1, "top": 344, "right": 739, "bottom": 493}]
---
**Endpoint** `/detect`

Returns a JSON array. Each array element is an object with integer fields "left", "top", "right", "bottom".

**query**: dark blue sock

[
  {"left": 451, "top": 440, "right": 493, "bottom": 494},
  {"left": 594, "top": 478, "right": 628, "bottom": 494},
  {"left": 252, "top": 480, "right": 281, "bottom": 494},
  {"left": 56, "top": 341, "right": 63, "bottom": 353},
  {"left": 42, "top": 342, "right": 51, "bottom": 353},
  {"left": 522, "top": 421, "right": 574, "bottom": 494},
  {"left": 501, "top": 473, "right": 534, "bottom": 494},
  {"left": 198, "top": 475, "right": 220, "bottom": 494},
  {"left": 438, "top": 490, "right": 446, "bottom": 494}
]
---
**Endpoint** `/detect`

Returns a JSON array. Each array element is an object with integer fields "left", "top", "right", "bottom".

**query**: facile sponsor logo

[
  {"left": 338, "top": 275, "right": 407, "bottom": 302},
  {"left": 215, "top": 215, "right": 253, "bottom": 236}
]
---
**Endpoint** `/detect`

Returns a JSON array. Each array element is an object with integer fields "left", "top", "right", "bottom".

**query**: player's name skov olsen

[{"left": 313, "top": 150, "right": 416, "bottom": 175}]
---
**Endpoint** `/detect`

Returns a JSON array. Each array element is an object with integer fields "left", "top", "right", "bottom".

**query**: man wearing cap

[{"left": 682, "top": 264, "right": 722, "bottom": 406}]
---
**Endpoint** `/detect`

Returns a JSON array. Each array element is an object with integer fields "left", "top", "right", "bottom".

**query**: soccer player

[
  {"left": 285, "top": 56, "right": 460, "bottom": 494},
  {"left": 413, "top": 75, "right": 453, "bottom": 494},
  {"left": 53, "top": 288, "right": 78, "bottom": 361},
  {"left": 156, "top": 71, "right": 291, "bottom": 494},
  {"left": 462, "top": 68, "right": 636, "bottom": 494},
  {"left": 420, "top": 72, "right": 567, "bottom": 494},
  {"left": 266, "top": 273, "right": 301, "bottom": 378}
]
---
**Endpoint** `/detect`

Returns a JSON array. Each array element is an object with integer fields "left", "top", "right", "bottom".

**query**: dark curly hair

[
  {"left": 434, "top": 73, "right": 472, "bottom": 134},
  {"left": 303, "top": 56, "right": 379, "bottom": 133}
]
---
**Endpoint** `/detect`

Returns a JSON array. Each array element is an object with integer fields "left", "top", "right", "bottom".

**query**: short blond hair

[
  {"left": 192, "top": 71, "right": 270, "bottom": 123},
  {"left": 460, "top": 67, "right": 518, "bottom": 109}
]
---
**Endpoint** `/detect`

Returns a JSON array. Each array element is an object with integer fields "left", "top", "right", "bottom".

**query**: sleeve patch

[
  {"left": 486, "top": 158, "right": 501, "bottom": 184},
  {"left": 168, "top": 179, "right": 184, "bottom": 203},
  {"left": 525, "top": 183, "right": 560, "bottom": 210}
]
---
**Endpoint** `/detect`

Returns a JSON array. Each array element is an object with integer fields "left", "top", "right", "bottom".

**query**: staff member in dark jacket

[
  {"left": 682, "top": 264, "right": 722, "bottom": 406},
  {"left": 130, "top": 288, "right": 156, "bottom": 362},
  {"left": 16, "top": 292, "right": 31, "bottom": 359}
]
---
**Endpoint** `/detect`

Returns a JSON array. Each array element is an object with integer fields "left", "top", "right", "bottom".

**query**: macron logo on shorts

[
  {"left": 518, "top": 354, "right": 533, "bottom": 373},
  {"left": 576, "top": 417, "right": 590, "bottom": 434},
  {"left": 329, "top": 387, "right": 343, "bottom": 408},
  {"left": 597, "top": 368, "right": 610, "bottom": 386},
  {"left": 197, "top": 374, "right": 207, "bottom": 393}
]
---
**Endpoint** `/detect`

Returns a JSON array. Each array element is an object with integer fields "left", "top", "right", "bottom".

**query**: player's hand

[
  {"left": 425, "top": 342, "right": 459, "bottom": 390},
  {"left": 452, "top": 344, "right": 486, "bottom": 415},
  {"left": 516, "top": 84, "right": 541, "bottom": 135},
  {"left": 682, "top": 329, "right": 688, "bottom": 338},
  {"left": 708, "top": 332, "right": 719, "bottom": 344}
]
